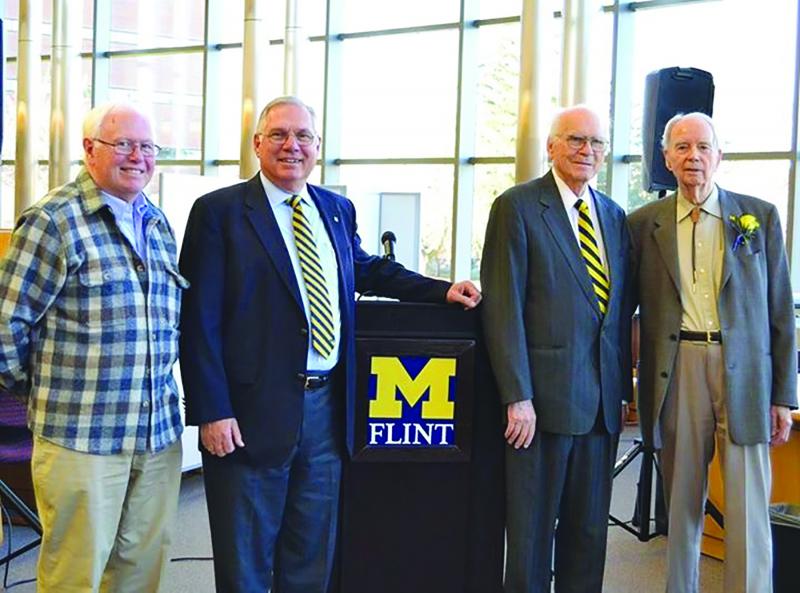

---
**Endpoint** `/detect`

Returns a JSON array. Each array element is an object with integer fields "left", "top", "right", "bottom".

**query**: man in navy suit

[
  {"left": 179, "top": 95, "right": 480, "bottom": 593},
  {"left": 481, "top": 105, "right": 632, "bottom": 593}
]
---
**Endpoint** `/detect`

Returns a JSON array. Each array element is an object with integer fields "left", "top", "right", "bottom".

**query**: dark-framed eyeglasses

[
  {"left": 561, "top": 135, "right": 608, "bottom": 152},
  {"left": 261, "top": 130, "right": 318, "bottom": 146},
  {"left": 94, "top": 138, "right": 161, "bottom": 157}
]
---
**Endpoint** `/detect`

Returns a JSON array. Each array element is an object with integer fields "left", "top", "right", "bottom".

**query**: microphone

[{"left": 381, "top": 231, "right": 396, "bottom": 261}]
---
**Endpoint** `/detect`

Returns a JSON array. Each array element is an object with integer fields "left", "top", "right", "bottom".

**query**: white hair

[
  {"left": 661, "top": 112, "right": 719, "bottom": 149},
  {"left": 82, "top": 102, "right": 155, "bottom": 140},
  {"left": 255, "top": 96, "right": 317, "bottom": 134}
]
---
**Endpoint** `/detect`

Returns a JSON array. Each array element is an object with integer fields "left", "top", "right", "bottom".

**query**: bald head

[
  {"left": 546, "top": 106, "right": 608, "bottom": 196},
  {"left": 548, "top": 106, "right": 608, "bottom": 141}
]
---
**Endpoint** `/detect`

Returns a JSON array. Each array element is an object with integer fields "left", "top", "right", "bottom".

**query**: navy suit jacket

[
  {"left": 179, "top": 175, "right": 450, "bottom": 465},
  {"left": 480, "top": 171, "right": 633, "bottom": 435}
]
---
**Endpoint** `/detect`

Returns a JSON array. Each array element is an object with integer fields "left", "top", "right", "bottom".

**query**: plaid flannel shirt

[{"left": 0, "top": 168, "right": 187, "bottom": 454}]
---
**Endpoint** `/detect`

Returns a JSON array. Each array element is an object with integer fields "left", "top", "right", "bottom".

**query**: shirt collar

[
  {"left": 676, "top": 184, "right": 721, "bottom": 222},
  {"left": 100, "top": 190, "right": 148, "bottom": 218},
  {"left": 551, "top": 168, "right": 593, "bottom": 212},
  {"left": 259, "top": 172, "right": 311, "bottom": 209}
]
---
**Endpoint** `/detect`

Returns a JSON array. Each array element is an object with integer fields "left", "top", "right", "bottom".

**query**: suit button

[
  {"left": 300, "top": 328, "right": 308, "bottom": 336},
  {"left": 669, "top": 334, "right": 677, "bottom": 341},
  {"left": 660, "top": 371, "right": 668, "bottom": 378}
]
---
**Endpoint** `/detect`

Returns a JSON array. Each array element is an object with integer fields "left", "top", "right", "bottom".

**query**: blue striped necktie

[
  {"left": 287, "top": 195, "right": 335, "bottom": 358},
  {"left": 574, "top": 198, "right": 610, "bottom": 315}
]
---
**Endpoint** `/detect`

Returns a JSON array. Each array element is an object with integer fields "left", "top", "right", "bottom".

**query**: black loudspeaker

[{"left": 642, "top": 67, "right": 715, "bottom": 192}]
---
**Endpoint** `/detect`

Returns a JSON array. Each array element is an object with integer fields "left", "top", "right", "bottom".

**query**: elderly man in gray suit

[
  {"left": 481, "top": 105, "right": 632, "bottom": 593},
  {"left": 628, "top": 112, "right": 797, "bottom": 593}
]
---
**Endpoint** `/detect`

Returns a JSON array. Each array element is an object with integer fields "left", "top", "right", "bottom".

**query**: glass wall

[
  {"left": 620, "top": 0, "right": 798, "bottom": 225},
  {"left": 2, "top": 0, "right": 799, "bottom": 285}
]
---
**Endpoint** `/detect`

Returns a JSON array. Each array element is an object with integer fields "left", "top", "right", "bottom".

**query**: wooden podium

[{"left": 330, "top": 301, "right": 505, "bottom": 593}]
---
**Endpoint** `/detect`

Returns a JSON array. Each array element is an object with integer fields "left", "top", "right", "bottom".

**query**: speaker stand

[{"left": 610, "top": 439, "right": 667, "bottom": 541}]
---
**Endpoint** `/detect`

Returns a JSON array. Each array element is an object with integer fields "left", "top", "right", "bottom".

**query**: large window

[
  {"left": 0, "top": 0, "right": 94, "bottom": 225},
  {"left": 338, "top": 31, "right": 459, "bottom": 159},
  {"left": 474, "top": 22, "right": 520, "bottom": 158},
  {"left": 628, "top": 0, "right": 797, "bottom": 155},
  {"left": 618, "top": 0, "right": 799, "bottom": 232},
  {"left": 339, "top": 0, "right": 459, "bottom": 31},
  {"left": 108, "top": 0, "right": 204, "bottom": 51},
  {"left": 2, "top": 0, "right": 800, "bottom": 285}
]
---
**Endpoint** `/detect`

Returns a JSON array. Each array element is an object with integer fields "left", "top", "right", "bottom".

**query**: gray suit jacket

[
  {"left": 628, "top": 188, "right": 798, "bottom": 448},
  {"left": 481, "top": 171, "right": 632, "bottom": 435}
]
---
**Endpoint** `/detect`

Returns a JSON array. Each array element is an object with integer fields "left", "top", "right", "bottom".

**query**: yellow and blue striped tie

[
  {"left": 288, "top": 195, "right": 336, "bottom": 358},
  {"left": 575, "top": 198, "right": 610, "bottom": 315}
]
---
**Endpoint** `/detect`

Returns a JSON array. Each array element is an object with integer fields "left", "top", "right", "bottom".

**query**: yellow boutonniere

[{"left": 728, "top": 213, "right": 760, "bottom": 251}]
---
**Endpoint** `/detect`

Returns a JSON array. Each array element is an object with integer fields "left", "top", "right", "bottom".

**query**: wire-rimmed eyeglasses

[
  {"left": 94, "top": 138, "right": 161, "bottom": 157},
  {"left": 260, "top": 130, "right": 318, "bottom": 146},
  {"left": 560, "top": 135, "right": 608, "bottom": 153}
]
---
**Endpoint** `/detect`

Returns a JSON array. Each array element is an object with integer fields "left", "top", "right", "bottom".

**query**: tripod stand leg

[
  {"left": 0, "top": 480, "right": 41, "bottom": 533},
  {"left": 635, "top": 449, "right": 653, "bottom": 542},
  {"left": 655, "top": 470, "right": 667, "bottom": 535}
]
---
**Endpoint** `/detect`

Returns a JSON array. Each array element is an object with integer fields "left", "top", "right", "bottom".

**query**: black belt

[
  {"left": 679, "top": 330, "right": 722, "bottom": 344},
  {"left": 304, "top": 372, "right": 331, "bottom": 390}
]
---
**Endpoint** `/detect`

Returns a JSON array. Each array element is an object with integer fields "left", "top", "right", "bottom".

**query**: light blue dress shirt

[{"left": 101, "top": 190, "right": 149, "bottom": 260}]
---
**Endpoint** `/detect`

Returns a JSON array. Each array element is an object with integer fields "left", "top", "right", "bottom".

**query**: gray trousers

[
  {"left": 659, "top": 342, "right": 772, "bottom": 593},
  {"left": 505, "top": 420, "right": 618, "bottom": 593}
]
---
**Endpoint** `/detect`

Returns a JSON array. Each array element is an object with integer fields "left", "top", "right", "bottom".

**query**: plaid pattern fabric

[{"left": 0, "top": 168, "right": 187, "bottom": 454}]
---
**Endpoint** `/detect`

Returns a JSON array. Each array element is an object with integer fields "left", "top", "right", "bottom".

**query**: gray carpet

[{"left": 1, "top": 429, "right": 723, "bottom": 592}]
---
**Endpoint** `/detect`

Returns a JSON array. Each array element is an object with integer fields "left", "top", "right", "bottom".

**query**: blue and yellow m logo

[{"left": 368, "top": 356, "right": 456, "bottom": 420}]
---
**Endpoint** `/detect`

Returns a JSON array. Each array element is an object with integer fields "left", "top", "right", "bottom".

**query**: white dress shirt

[
  {"left": 261, "top": 173, "right": 341, "bottom": 372},
  {"left": 551, "top": 169, "right": 609, "bottom": 271}
]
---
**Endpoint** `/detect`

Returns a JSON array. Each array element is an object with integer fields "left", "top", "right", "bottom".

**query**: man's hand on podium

[{"left": 446, "top": 280, "right": 482, "bottom": 309}]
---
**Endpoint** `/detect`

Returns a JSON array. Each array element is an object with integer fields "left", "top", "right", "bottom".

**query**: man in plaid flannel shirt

[{"left": 0, "top": 103, "right": 187, "bottom": 593}]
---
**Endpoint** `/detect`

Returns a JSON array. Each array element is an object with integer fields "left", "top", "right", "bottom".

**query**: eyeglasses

[
  {"left": 94, "top": 138, "right": 161, "bottom": 157},
  {"left": 561, "top": 135, "right": 608, "bottom": 152},
  {"left": 261, "top": 130, "right": 318, "bottom": 146}
]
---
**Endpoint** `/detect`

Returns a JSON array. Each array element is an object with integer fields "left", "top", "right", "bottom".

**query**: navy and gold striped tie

[
  {"left": 287, "top": 195, "right": 336, "bottom": 358},
  {"left": 574, "top": 198, "right": 610, "bottom": 315}
]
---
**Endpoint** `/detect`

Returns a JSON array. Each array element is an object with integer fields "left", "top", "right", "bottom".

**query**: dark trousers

[
  {"left": 504, "top": 421, "right": 619, "bottom": 593},
  {"left": 202, "top": 383, "right": 342, "bottom": 593}
]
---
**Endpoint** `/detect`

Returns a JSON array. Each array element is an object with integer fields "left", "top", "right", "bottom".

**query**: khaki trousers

[
  {"left": 31, "top": 436, "right": 182, "bottom": 593},
  {"left": 659, "top": 342, "right": 772, "bottom": 593}
]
